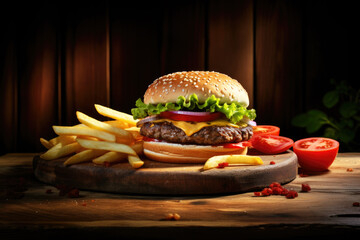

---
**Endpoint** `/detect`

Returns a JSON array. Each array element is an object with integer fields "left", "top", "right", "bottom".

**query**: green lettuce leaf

[{"left": 131, "top": 94, "right": 256, "bottom": 124}]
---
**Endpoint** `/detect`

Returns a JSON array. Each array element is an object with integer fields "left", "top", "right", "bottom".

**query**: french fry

[
  {"left": 77, "top": 138, "right": 137, "bottom": 155},
  {"left": 40, "top": 142, "right": 82, "bottom": 160},
  {"left": 105, "top": 120, "right": 129, "bottom": 129},
  {"left": 40, "top": 138, "right": 53, "bottom": 149},
  {"left": 76, "top": 111, "right": 134, "bottom": 144},
  {"left": 128, "top": 154, "right": 144, "bottom": 168},
  {"left": 131, "top": 141, "right": 144, "bottom": 155},
  {"left": 49, "top": 135, "right": 77, "bottom": 146},
  {"left": 53, "top": 125, "right": 116, "bottom": 142},
  {"left": 64, "top": 149, "right": 107, "bottom": 166},
  {"left": 92, "top": 151, "right": 127, "bottom": 165},
  {"left": 125, "top": 127, "right": 142, "bottom": 141},
  {"left": 203, "top": 155, "right": 264, "bottom": 170},
  {"left": 94, "top": 104, "right": 138, "bottom": 126},
  {"left": 93, "top": 141, "right": 144, "bottom": 165}
]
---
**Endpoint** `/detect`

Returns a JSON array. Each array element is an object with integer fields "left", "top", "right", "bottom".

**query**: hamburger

[{"left": 131, "top": 71, "right": 256, "bottom": 163}]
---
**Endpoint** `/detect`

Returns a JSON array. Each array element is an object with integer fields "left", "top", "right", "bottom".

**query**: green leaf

[
  {"left": 323, "top": 127, "right": 338, "bottom": 140},
  {"left": 131, "top": 94, "right": 256, "bottom": 123},
  {"left": 291, "top": 113, "right": 310, "bottom": 127},
  {"left": 338, "top": 128, "right": 356, "bottom": 143},
  {"left": 307, "top": 109, "right": 327, "bottom": 120},
  {"left": 306, "top": 118, "right": 324, "bottom": 133},
  {"left": 322, "top": 90, "right": 339, "bottom": 108},
  {"left": 339, "top": 102, "right": 358, "bottom": 118}
]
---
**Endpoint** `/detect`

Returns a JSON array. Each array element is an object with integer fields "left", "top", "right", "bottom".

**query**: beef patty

[{"left": 140, "top": 121, "right": 253, "bottom": 145}]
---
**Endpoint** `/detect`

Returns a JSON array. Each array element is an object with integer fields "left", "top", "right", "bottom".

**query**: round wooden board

[{"left": 33, "top": 151, "right": 298, "bottom": 195}]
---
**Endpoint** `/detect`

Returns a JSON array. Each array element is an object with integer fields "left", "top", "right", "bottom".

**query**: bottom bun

[{"left": 143, "top": 141, "right": 248, "bottom": 163}]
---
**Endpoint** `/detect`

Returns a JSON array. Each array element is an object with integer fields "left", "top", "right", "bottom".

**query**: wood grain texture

[
  {"left": 255, "top": 0, "right": 303, "bottom": 132},
  {"left": 208, "top": 0, "right": 254, "bottom": 108},
  {"left": 32, "top": 151, "right": 297, "bottom": 195},
  {"left": 109, "top": 2, "right": 163, "bottom": 114},
  {"left": 1, "top": 152, "right": 359, "bottom": 239},
  {"left": 15, "top": 4, "right": 59, "bottom": 152},
  {"left": 63, "top": 2, "right": 109, "bottom": 125}
]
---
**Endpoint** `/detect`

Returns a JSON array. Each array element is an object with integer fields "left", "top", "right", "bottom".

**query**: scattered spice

[
  {"left": 286, "top": 190, "right": 298, "bottom": 199},
  {"left": 270, "top": 161, "right": 276, "bottom": 165},
  {"left": 253, "top": 182, "right": 299, "bottom": 199},
  {"left": 165, "top": 213, "right": 181, "bottom": 220},
  {"left": 217, "top": 162, "right": 229, "bottom": 168},
  {"left": 301, "top": 184, "right": 311, "bottom": 192},
  {"left": 45, "top": 189, "right": 53, "bottom": 194},
  {"left": 56, "top": 184, "right": 80, "bottom": 198},
  {"left": 353, "top": 202, "right": 360, "bottom": 207},
  {"left": 67, "top": 188, "right": 80, "bottom": 198},
  {"left": 261, "top": 188, "right": 273, "bottom": 196},
  {"left": 280, "top": 188, "right": 289, "bottom": 196},
  {"left": 299, "top": 173, "right": 309, "bottom": 177},
  {"left": 254, "top": 192, "right": 261, "bottom": 197},
  {"left": 347, "top": 168, "right": 353, "bottom": 172}
]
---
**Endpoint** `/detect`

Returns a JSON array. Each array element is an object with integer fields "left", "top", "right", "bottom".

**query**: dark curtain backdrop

[{"left": 0, "top": 0, "right": 353, "bottom": 154}]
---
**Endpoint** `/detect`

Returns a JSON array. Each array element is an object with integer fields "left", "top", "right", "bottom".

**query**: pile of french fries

[{"left": 39, "top": 104, "right": 144, "bottom": 168}]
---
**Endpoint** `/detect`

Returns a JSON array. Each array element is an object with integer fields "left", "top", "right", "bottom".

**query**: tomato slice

[
  {"left": 252, "top": 125, "right": 280, "bottom": 136},
  {"left": 159, "top": 111, "right": 223, "bottom": 122},
  {"left": 251, "top": 135, "right": 294, "bottom": 154},
  {"left": 143, "top": 136, "right": 162, "bottom": 142},
  {"left": 293, "top": 137, "right": 339, "bottom": 172},
  {"left": 218, "top": 141, "right": 252, "bottom": 149}
]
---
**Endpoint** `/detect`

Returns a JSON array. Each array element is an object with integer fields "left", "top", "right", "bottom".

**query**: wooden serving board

[{"left": 33, "top": 151, "right": 297, "bottom": 195}]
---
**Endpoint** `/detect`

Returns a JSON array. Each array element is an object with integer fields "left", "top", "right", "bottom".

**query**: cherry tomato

[
  {"left": 252, "top": 125, "right": 280, "bottom": 136},
  {"left": 293, "top": 137, "right": 339, "bottom": 172},
  {"left": 251, "top": 135, "right": 294, "bottom": 154},
  {"left": 159, "top": 111, "right": 223, "bottom": 122}
]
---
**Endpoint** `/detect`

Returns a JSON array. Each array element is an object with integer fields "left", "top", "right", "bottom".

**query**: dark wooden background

[{"left": 0, "top": 0, "right": 353, "bottom": 154}]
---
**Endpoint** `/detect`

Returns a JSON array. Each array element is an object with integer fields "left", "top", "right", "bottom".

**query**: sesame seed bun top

[{"left": 144, "top": 71, "right": 249, "bottom": 107}]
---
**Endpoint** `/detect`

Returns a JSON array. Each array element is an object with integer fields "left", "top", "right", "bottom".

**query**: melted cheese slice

[{"left": 152, "top": 119, "right": 246, "bottom": 136}]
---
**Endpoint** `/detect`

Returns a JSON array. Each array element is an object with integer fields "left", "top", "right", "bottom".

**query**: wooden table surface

[{"left": 1, "top": 152, "right": 360, "bottom": 239}]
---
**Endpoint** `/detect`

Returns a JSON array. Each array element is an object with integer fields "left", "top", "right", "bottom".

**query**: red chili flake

[
  {"left": 347, "top": 168, "right": 353, "bottom": 172},
  {"left": 217, "top": 162, "right": 229, "bottom": 168},
  {"left": 104, "top": 161, "right": 111, "bottom": 167},
  {"left": 81, "top": 202, "right": 87, "bottom": 206},
  {"left": 280, "top": 188, "right": 289, "bottom": 196},
  {"left": 272, "top": 187, "right": 283, "bottom": 195},
  {"left": 56, "top": 184, "right": 80, "bottom": 198},
  {"left": 269, "top": 182, "right": 281, "bottom": 188},
  {"left": 299, "top": 173, "right": 309, "bottom": 177},
  {"left": 261, "top": 188, "right": 273, "bottom": 196},
  {"left": 67, "top": 188, "right": 80, "bottom": 198},
  {"left": 286, "top": 190, "right": 298, "bottom": 199},
  {"left": 301, "top": 184, "right": 311, "bottom": 192},
  {"left": 353, "top": 202, "right": 360, "bottom": 207},
  {"left": 270, "top": 161, "right": 276, "bottom": 165},
  {"left": 254, "top": 192, "right": 261, "bottom": 197},
  {"left": 45, "top": 189, "right": 53, "bottom": 194}
]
